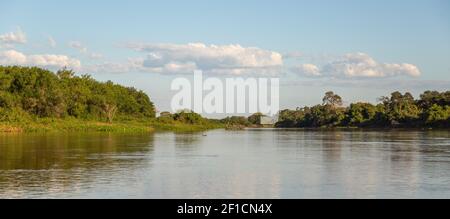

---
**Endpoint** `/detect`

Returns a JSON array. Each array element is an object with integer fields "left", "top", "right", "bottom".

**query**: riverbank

[{"left": 0, "top": 118, "right": 224, "bottom": 133}]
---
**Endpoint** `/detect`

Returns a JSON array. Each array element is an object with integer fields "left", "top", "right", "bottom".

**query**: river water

[{"left": 0, "top": 129, "right": 449, "bottom": 198}]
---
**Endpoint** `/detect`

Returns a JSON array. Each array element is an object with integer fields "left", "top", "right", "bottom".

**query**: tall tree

[{"left": 323, "top": 91, "right": 343, "bottom": 108}]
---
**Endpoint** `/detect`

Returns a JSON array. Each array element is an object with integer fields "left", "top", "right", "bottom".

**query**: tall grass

[{"left": 0, "top": 117, "right": 223, "bottom": 133}]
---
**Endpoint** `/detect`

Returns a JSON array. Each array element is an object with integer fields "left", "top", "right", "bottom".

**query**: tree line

[
  {"left": 157, "top": 109, "right": 222, "bottom": 126},
  {"left": 183, "top": 91, "right": 449, "bottom": 129},
  {"left": 0, "top": 66, "right": 155, "bottom": 123},
  {"left": 276, "top": 91, "right": 450, "bottom": 128},
  {"left": 1, "top": 66, "right": 448, "bottom": 129}
]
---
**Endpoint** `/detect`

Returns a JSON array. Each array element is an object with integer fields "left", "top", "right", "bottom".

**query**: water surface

[{"left": 0, "top": 129, "right": 449, "bottom": 198}]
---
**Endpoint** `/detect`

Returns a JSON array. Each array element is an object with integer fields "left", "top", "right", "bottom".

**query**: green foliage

[
  {"left": 172, "top": 111, "right": 203, "bottom": 124},
  {"left": 220, "top": 116, "right": 250, "bottom": 126},
  {"left": 0, "top": 107, "right": 31, "bottom": 123},
  {"left": 276, "top": 90, "right": 450, "bottom": 128},
  {"left": 423, "top": 104, "right": 450, "bottom": 126},
  {"left": 0, "top": 66, "right": 156, "bottom": 123},
  {"left": 379, "top": 91, "right": 421, "bottom": 125},
  {"left": 276, "top": 108, "right": 307, "bottom": 127},
  {"left": 150, "top": 110, "right": 223, "bottom": 132},
  {"left": 343, "top": 102, "right": 378, "bottom": 126},
  {"left": 417, "top": 90, "right": 450, "bottom": 109},
  {"left": 219, "top": 116, "right": 250, "bottom": 130},
  {"left": 0, "top": 66, "right": 225, "bottom": 133},
  {"left": 276, "top": 98, "right": 345, "bottom": 128},
  {"left": 151, "top": 111, "right": 223, "bottom": 132},
  {"left": 248, "top": 112, "right": 264, "bottom": 125},
  {"left": 307, "top": 104, "right": 345, "bottom": 127}
]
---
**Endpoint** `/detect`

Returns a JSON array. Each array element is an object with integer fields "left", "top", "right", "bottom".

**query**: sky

[{"left": 1, "top": 0, "right": 449, "bottom": 115}]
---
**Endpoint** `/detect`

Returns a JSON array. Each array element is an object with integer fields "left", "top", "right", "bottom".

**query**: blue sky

[{"left": 1, "top": 0, "right": 449, "bottom": 114}]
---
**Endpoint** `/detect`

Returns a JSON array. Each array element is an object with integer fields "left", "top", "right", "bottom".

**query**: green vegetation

[
  {"left": 248, "top": 112, "right": 264, "bottom": 125},
  {"left": 220, "top": 113, "right": 266, "bottom": 130},
  {"left": 2, "top": 66, "right": 447, "bottom": 132},
  {"left": 0, "top": 66, "right": 221, "bottom": 133},
  {"left": 0, "top": 118, "right": 155, "bottom": 133},
  {"left": 221, "top": 116, "right": 249, "bottom": 130},
  {"left": 276, "top": 91, "right": 450, "bottom": 128},
  {"left": 0, "top": 66, "right": 155, "bottom": 120},
  {"left": 152, "top": 110, "right": 223, "bottom": 132}
]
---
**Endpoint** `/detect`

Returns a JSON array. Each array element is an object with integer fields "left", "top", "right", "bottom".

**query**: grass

[
  {"left": 0, "top": 117, "right": 224, "bottom": 133},
  {"left": 0, "top": 118, "right": 153, "bottom": 133},
  {"left": 148, "top": 120, "right": 224, "bottom": 132}
]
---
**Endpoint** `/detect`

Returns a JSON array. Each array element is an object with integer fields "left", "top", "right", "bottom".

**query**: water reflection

[
  {"left": 0, "top": 133, "right": 154, "bottom": 198},
  {"left": 0, "top": 129, "right": 449, "bottom": 198}
]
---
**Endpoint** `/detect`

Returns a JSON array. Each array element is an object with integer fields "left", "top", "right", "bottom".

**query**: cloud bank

[
  {"left": 291, "top": 64, "right": 321, "bottom": 76},
  {"left": 0, "top": 50, "right": 81, "bottom": 70},
  {"left": 124, "top": 43, "right": 283, "bottom": 75},
  {"left": 292, "top": 53, "right": 421, "bottom": 78}
]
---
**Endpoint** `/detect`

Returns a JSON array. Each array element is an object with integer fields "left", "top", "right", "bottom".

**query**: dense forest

[
  {"left": 219, "top": 91, "right": 449, "bottom": 129},
  {"left": 276, "top": 91, "right": 450, "bottom": 128},
  {"left": 0, "top": 66, "right": 223, "bottom": 132},
  {"left": 0, "top": 66, "right": 155, "bottom": 123}
]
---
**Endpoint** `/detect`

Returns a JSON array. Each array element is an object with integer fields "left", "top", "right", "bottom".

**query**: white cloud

[
  {"left": 291, "top": 64, "right": 321, "bottom": 76},
  {"left": 293, "top": 53, "right": 421, "bottom": 78},
  {"left": 48, "top": 36, "right": 56, "bottom": 48},
  {"left": 0, "top": 50, "right": 27, "bottom": 65},
  {"left": 125, "top": 43, "right": 283, "bottom": 75},
  {"left": 83, "top": 58, "right": 198, "bottom": 75},
  {"left": 27, "top": 54, "right": 80, "bottom": 69},
  {"left": 0, "top": 50, "right": 81, "bottom": 70},
  {"left": 0, "top": 27, "right": 27, "bottom": 46}
]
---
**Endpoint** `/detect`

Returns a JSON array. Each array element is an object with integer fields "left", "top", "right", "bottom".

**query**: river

[{"left": 0, "top": 129, "right": 449, "bottom": 198}]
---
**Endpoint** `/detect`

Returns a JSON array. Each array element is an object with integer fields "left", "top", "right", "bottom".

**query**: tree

[
  {"left": 57, "top": 68, "right": 76, "bottom": 79},
  {"left": 378, "top": 91, "right": 421, "bottom": 126},
  {"left": 103, "top": 103, "right": 117, "bottom": 123},
  {"left": 344, "top": 102, "right": 377, "bottom": 126},
  {"left": 221, "top": 116, "right": 249, "bottom": 126},
  {"left": 173, "top": 111, "right": 202, "bottom": 124},
  {"left": 275, "top": 109, "right": 306, "bottom": 127},
  {"left": 0, "top": 66, "right": 156, "bottom": 122},
  {"left": 418, "top": 90, "right": 450, "bottom": 109},
  {"left": 323, "top": 91, "right": 343, "bottom": 108},
  {"left": 248, "top": 112, "right": 264, "bottom": 125},
  {"left": 424, "top": 104, "right": 449, "bottom": 125},
  {"left": 275, "top": 90, "right": 449, "bottom": 128}
]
